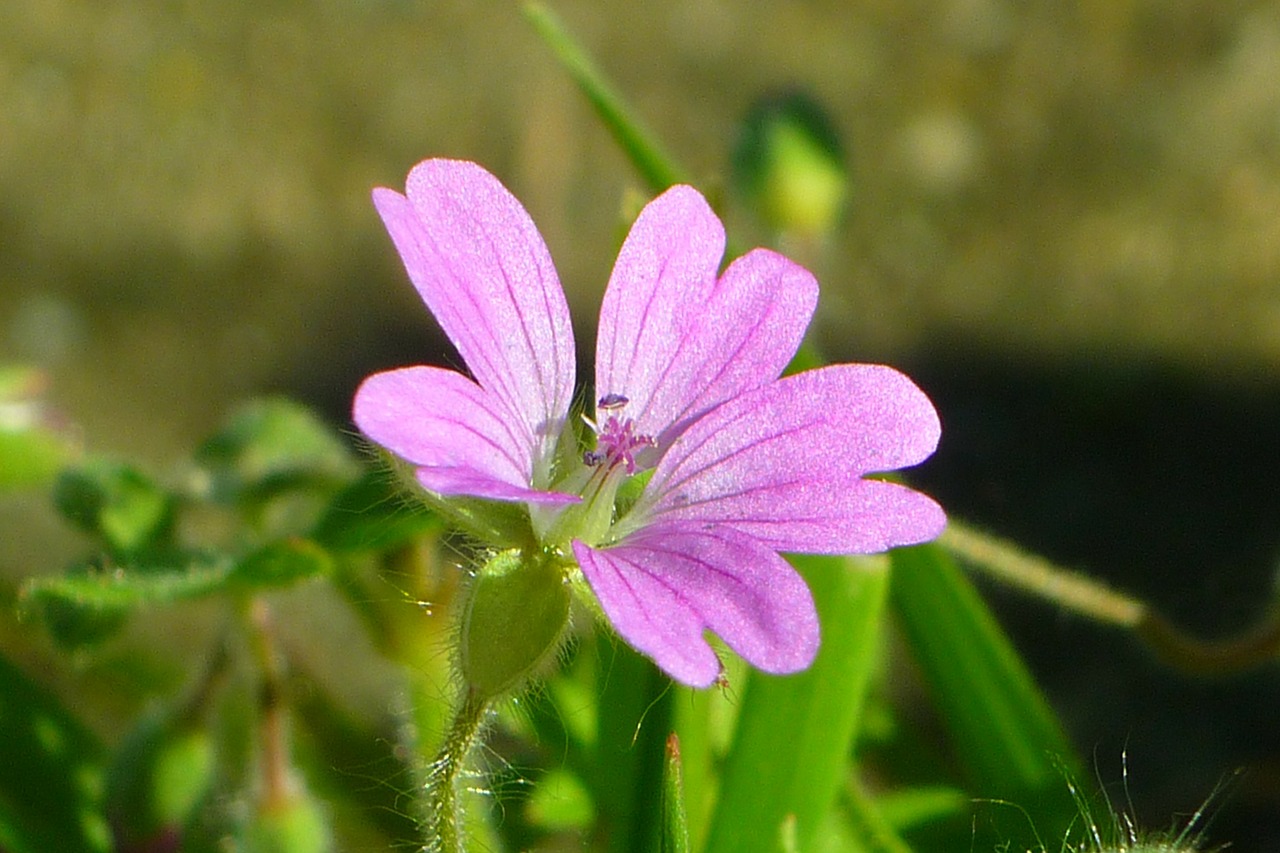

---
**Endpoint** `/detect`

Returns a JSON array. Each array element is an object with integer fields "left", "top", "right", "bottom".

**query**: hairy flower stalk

[{"left": 354, "top": 159, "right": 946, "bottom": 847}]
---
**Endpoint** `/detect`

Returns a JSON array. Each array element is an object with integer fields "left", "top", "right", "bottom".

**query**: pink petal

[
  {"left": 572, "top": 524, "right": 818, "bottom": 687},
  {"left": 354, "top": 366, "right": 577, "bottom": 505},
  {"left": 639, "top": 364, "right": 946, "bottom": 553},
  {"left": 639, "top": 248, "right": 818, "bottom": 448},
  {"left": 373, "top": 160, "right": 575, "bottom": 469},
  {"left": 594, "top": 186, "right": 724, "bottom": 431}
]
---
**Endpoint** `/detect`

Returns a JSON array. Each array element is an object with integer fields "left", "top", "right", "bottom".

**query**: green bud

[
  {"left": 460, "top": 549, "right": 570, "bottom": 699},
  {"left": 241, "top": 783, "right": 332, "bottom": 853},
  {"left": 105, "top": 710, "right": 215, "bottom": 852},
  {"left": 732, "top": 90, "right": 848, "bottom": 238}
]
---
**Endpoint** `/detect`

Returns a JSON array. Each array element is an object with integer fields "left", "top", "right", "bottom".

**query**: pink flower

[{"left": 355, "top": 159, "right": 944, "bottom": 687}]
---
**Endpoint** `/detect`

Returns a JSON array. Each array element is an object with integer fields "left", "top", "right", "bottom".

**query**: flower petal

[
  {"left": 373, "top": 160, "right": 575, "bottom": 477},
  {"left": 572, "top": 524, "right": 818, "bottom": 687},
  {"left": 639, "top": 248, "right": 818, "bottom": 448},
  {"left": 594, "top": 185, "right": 724, "bottom": 430},
  {"left": 354, "top": 366, "right": 577, "bottom": 505},
  {"left": 636, "top": 364, "right": 945, "bottom": 553}
]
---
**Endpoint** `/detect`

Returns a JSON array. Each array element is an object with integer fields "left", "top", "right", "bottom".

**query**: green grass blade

[
  {"left": 889, "top": 542, "right": 1081, "bottom": 842},
  {"left": 704, "top": 555, "right": 891, "bottom": 853}
]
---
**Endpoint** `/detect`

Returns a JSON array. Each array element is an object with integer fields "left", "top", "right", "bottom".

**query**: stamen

[
  {"left": 598, "top": 393, "right": 629, "bottom": 410},
  {"left": 582, "top": 394, "right": 655, "bottom": 475}
]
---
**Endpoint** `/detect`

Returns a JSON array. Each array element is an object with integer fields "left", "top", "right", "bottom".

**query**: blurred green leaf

[
  {"left": 873, "top": 785, "right": 969, "bottom": 835},
  {"left": 289, "top": 669, "right": 422, "bottom": 845},
  {"left": 0, "top": 430, "right": 71, "bottom": 491},
  {"left": 105, "top": 709, "right": 216, "bottom": 851},
  {"left": 22, "top": 553, "right": 233, "bottom": 624},
  {"left": 704, "top": 555, "right": 891, "bottom": 853},
  {"left": 53, "top": 459, "right": 174, "bottom": 557},
  {"left": 889, "top": 542, "right": 1081, "bottom": 845},
  {"left": 195, "top": 398, "right": 357, "bottom": 508},
  {"left": 590, "top": 637, "right": 673, "bottom": 853},
  {"left": 311, "top": 471, "right": 440, "bottom": 552},
  {"left": 0, "top": 365, "right": 75, "bottom": 490},
  {"left": 0, "top": 651, "right": 111, "bottom": 853},
  {"left": 526, "top": 768, "right": 593, "bottom": 831},
  {"left": 230, "top": 539, "right": 334, "bottom": 591}
]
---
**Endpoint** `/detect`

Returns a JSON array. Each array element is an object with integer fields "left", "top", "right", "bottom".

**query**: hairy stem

[{"left": 426, "top": 688, "right": 490, "bottom": 853}]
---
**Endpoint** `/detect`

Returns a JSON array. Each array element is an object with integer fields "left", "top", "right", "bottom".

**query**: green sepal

[{"left": 460, "top": 549, "right": 570, "bottom": 700}]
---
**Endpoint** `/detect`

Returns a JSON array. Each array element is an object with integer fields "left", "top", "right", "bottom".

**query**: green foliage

[
  {"left": 704, "top": 556, "right": 895, "bottom": 853},
  {"left": 53, "top": 460, "right": 174, "bottom": 558},
  {"left": 0, "top": 366, "right": 75, "bottom": 491},
  {"left": 0, "top": 652, "right": 110, "bottom": 853},
  {"left": 890, "top": 543, "right": 1082, "bottom": 846}
]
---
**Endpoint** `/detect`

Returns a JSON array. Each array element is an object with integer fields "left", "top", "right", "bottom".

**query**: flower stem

[
  {"left": 940, "top": 521, "right": 1147, "bottom": 628},
  {"left": 426, "top": 687, "right": 489, "bottom": 853},
  {"left": 941, "top": 519, "right": 1280, "bottom": 675},
  {"left": 523, "top": 2, "right": 687, "bottom": 193}
]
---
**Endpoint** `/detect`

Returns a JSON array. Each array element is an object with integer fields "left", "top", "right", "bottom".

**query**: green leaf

[
  {"left": 22, "top": 553, "right": 234, "bottom": 621},
  {"left": 524, "top": 2, "right": 686, "bottom": 193},
  {"left": 889, "top": 542, "right": 1081, "bottom": 844},
  {"left": 311, "top": 471, "right": 440, "bottom": 552},
  {"left": 195, "top": 398, "right": 357, "bottom": 507},
  {"left": 0, "top": 365, "right": 74, "bottom": 490},
  {"left": 53, "top": 459, "right": 174, "bottom": 557},
  {"left": 230, "top": 539, "right": 334, "bottom": 590},
  {"left": 0, "top": 651, "right": 111, "bottom": 853},
  {"left": 703, "top": 555, "right": 891, "bottom": 853},
  {"left": 525, "top": 768, "right": 594, "bottom": 831},
  {"left": 0, "top": 429, "right": 70, "bottom": 491},
  {"left": 590, "top": 636, "right": 674, "bottom": 853},
  {"left": 105, "top": 710, "right": 216, "bottom": 849},
  {"left": 289, "top": 670, "right": 422, "bottom": 845}
]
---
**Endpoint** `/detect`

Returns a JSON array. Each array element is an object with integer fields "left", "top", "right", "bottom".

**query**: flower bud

[
  {"left": 732, "top": 90, "right": 848, "bottom": 239},
  {"left": 241, "top": 781, "right": 332, "bottom": 853},
  {"left": 105, "top": 710, "right": 215, "bottom": 853},
  {"left": 460, "top": 549, "right": 570, "bottom": 699}
]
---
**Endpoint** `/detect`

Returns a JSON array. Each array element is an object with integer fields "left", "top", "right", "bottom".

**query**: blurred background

[{"left": 4, "top": 0, "right": 1280, "bottom": 847}]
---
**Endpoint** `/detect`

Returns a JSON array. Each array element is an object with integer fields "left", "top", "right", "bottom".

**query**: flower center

[
  {"left": 583, "top": 395, "right": 654, "bottom": 475},
  {"left": 538, "top": 394, "right": 654, "bottom": 548}
]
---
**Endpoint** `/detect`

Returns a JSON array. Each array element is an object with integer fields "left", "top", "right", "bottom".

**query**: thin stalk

[
  {"left": 425, "top": 688, "right": 490, "bottom": 853},
  {"left": 942, "top": 519, "right": 1280, "bottom": 675},
  {"left": 244, "top": 598, "right": 293, "bottom": 806},
  {"left": 524, "top": 2, "right": 687, "bottom": 193}
]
